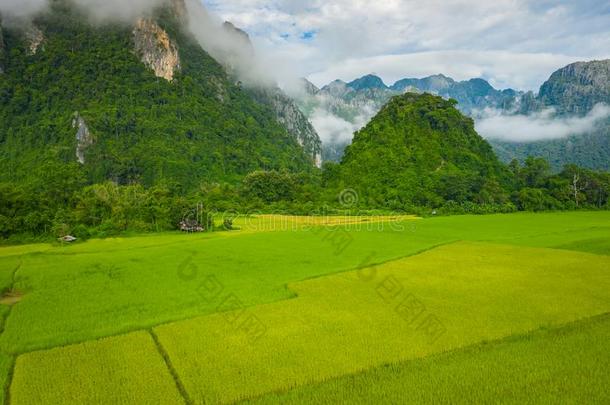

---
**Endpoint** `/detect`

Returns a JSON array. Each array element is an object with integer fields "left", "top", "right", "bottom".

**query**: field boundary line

[
  {"left": 148, "top": 329, "right": 193, "bottom": 405},
  {"left": 2, "top": 356, "right": 15, "bottom": 405},
  {"left": 237, "top": 312, "right": 610, "bottom": 403},
  {"left": 290, "top": 239, "right": 460, "bottom": 286}
]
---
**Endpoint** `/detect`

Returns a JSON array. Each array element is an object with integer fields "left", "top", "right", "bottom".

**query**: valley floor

[{"left": 0, "top": 212, "right": 609, "bottom": 404}]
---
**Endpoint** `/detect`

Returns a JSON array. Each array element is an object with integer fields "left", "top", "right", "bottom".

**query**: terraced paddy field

[{"left": 1, "top": 212, "right": 609, "bottom": 404}]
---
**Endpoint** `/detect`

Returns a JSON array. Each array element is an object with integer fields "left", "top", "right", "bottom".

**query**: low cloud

[
  {"left": 72, "top": 0, "right": 166, "bottom": 23},
  {"left": 184, "top": 0, "right": 278, "bottom": 88},
  {"left": 475, "top": 104, "right": 610, "bottom": 143},
  {"left": 0, "top": 0, "right": 47, "bottom": 22},
  {"left": 309, "top": 108, "right": 371, "bottom": 145},
  {"left": 207, "top": 1, "right": 610, "bottom": 92},
  {"left": 0, "top": 0, "right": 166, "bottom": 24}
]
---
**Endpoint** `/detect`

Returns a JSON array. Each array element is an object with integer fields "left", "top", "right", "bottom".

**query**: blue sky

[{"left": 202, "top": 0, "right": 610, "bottom": 90}]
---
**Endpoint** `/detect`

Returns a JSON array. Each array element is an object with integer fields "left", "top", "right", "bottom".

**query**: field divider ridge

[{"left": 148, "top": 329, "right": 194, "bottom": 405}]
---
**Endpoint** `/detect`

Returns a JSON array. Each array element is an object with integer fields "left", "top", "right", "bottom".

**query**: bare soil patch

[{"left": 0, "top": 290, "right": 24, "bottom": 305}]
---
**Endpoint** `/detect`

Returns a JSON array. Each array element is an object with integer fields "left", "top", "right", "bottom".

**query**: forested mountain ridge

[
  {"left": 0, "top": 0, "right": 317, "bottom": 191},
  {"left": 337, "top": 93, "right": 511, "bottom": 208},
  {"left": 326, "top": 92, "right": 609, "bottom": 213}
]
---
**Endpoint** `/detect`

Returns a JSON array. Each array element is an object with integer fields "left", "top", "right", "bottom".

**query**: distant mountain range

[{"left": 295, "top": 60, "right": 610, "bottom": 171}]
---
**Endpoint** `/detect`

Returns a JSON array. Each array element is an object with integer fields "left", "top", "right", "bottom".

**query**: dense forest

[
  {"left": 0, "top": 2, "right": 311, "bottom": 187},
  {"left": 1, "top": 92, "right": 609, "bottom": 243}
]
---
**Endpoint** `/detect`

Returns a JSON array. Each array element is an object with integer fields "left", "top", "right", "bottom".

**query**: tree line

[{"left": 1, "top": 156, "right": 609, "bottom": 243}]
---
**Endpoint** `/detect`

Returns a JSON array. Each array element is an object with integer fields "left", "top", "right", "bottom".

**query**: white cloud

[
  {"left": 204, "top": 0, "right": 610, "bottom": 90},
  {"left": 475, "top": 104, "right": 610, "bottom": 142},
  {"left": 73, "top": 0, "right": 167, "bottom": 23},
  {"left": 309, "top": 108, "right": 359, "bottom": 144},
  {"left": 0, "top": 0, "right": 47, "bottom": 21},
  {"left": 0, "top": 0, "right": 168, "bottom": 24}
]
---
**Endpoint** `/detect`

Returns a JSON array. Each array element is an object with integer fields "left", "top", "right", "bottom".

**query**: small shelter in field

[{"left": 180, "top": 219, "right": 204, "bottom": 233}]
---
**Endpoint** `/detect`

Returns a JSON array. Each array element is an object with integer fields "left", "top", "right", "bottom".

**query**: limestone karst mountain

[
  {"left": 0, "top": 0, "right": 320, "bottom": 189},
  {"left": 297, "top": 61, "right": 610, "bottom": 170}
]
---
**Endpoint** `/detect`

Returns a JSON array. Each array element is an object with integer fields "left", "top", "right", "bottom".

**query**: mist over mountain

[
  {"left": 488, "top": 60, "right": 610, "bottom": 170},
  {"left": 295, "top": 60, "right": 610, "bottom": 170},
  {"left": 293, "top": 73, "right": 522, "bottom": 162}
]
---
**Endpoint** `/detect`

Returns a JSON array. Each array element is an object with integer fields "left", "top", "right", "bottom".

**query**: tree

[{"left": 520, "top": 157, "right": 551, "bottom": 188}]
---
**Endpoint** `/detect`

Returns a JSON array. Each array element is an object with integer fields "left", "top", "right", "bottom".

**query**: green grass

[
  {"left": 154, "top": 242, "right": 610, "bottom": 404},
  {"left": 0, "top": 212, "right": 608, "bottom": 354},
  {"left": 0, "top": 211, "right": 608, "bottom": 403},
  {"left": 9, "top": 331, "right": 183, "bottom": 405},
  {"left": 247, "top": 314, "right": 610, "bottom": 404},
  {"left": 0, "top": 256, "right": 21, "bottom": 294}
]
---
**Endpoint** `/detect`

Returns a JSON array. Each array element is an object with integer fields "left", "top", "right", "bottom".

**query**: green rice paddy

[{"left": 0, "top": 212, "right": 609, "bottom": 404}]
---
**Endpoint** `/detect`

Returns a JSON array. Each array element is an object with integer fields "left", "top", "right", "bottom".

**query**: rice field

[
  {"left": 153, "top": 242, "right": 610, "bottom": 404},
  {"left": 10, "top": 332, "right": 182, "bottom": 405},
  {"left": 0, "top": 211, "right": 609, "bottom": 404},
  {"left": 247, "top": 314, "right": 610, "bottom": 404}
]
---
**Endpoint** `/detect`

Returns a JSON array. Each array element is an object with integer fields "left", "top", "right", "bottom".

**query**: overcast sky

[{"left": 202, "top": 0, "right": 610, "bottom": 91}]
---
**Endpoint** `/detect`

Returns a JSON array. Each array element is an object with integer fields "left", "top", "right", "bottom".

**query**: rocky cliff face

[
  {"left": 252, "top": 87, "right": 322, "bottom": 166},
  {"left": 220, "top": 21, "right": 322, "bottom": 166},
  {"left": 133, "top": 18, "right": 180, "bottom": 81},
  {"left": 538, "top": 60, "right": 610, "bottom": 115},
  {"left": 495, "top": 59, "right": 610, "bottom": 170},
  {"left": 347, "top": 74, "right": 387, "bottom": 91},
  {"left": 25, "top": 25, "right": 44, "bottom": 55},
  {"left": 73, "top": 113, "right": 94, "bottom": 164},
  {"left": 300, "top": 78, "right": 320, "bottom": 96}
]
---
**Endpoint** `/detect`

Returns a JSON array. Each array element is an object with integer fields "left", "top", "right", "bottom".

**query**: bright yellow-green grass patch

[
  {"left": 0, "top": 244, "right": 50, "bottom": 259},
  {"left": 154, "top": 242, "right": 610, "bottom": 404},
  {"left": 10, "top": 331, "right": 183, "bottom": 405},
  {"left": 248, "top": 314, "right": 610, "bottom": 404},
  {"left": 231, "top": 214, "right": 417, "bottom": 233}
]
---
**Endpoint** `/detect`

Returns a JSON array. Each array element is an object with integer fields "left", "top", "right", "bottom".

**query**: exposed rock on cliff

[
  {"left": 220, "top": 21, "right": 322, "bottom": 166},
  {"left": 0, "top": 0, "right": 315, "bottom": 187},
  {"left": 25, "top": 25, "right": 44, "bottom": 55},
  {"left": 300, "top": 78, "right": 320, "bottom": 96},
  {"left": 73, "top": 113, "right": 94, "bottom": 164},
  {"left": 133, "top": 18, "right": 180, "bottom": 81},
  {"left": 538, "top": 60, "right": 610, "bottom": 115},
  {"left": 251, "top": 87, "right": 323, "bottom": 167}
]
